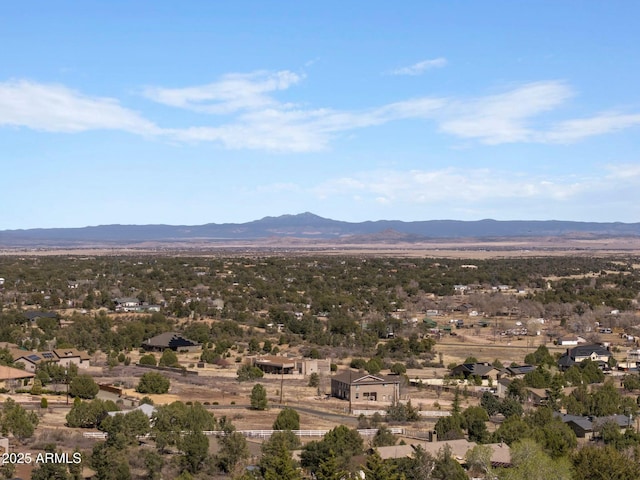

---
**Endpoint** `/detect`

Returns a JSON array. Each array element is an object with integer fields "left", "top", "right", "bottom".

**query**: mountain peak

[
  {"left": 253, "top": 212, "right": 331, "bottom": 224},
  {"left": 277, "top": 212, "right": 325, "bottom": 220}
]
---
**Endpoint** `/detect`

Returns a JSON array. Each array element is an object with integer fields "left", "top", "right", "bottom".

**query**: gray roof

[
  {"left": 558, "top": 344, "right": 611, "bottom": 368},
  {"left": 451, "top": 362, "right": 498, "bottom": 376},
  {"left": 23, "top": 311, "right": 58, "bottom": 321},
  {"left": 570, "top": 344, "right": 611, "bottom": 357},
  {"left": 142, "top": 332, "right": 200, "bottom": 349},
  {"left": 554, "top": 412, "right": 632, "bottom": 432},
  {"left": 593, "top": 414, "right": 633, "bottom": 429},
  {"left": 115, "top": 297, "right": 139, "bottom": 304},
  {"left": 506, "top": 364, "right": 536, "bottom": 376},
  {"left": 498, "top": 378, "right": 512, "bottom": 387},
  {"left": 562, "top": 414, "right": 594, "bottom": 432}
]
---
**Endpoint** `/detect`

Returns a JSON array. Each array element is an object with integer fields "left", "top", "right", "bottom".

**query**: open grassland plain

[{"left": 2, "top": 235, "right": 640, "bottom": 258}]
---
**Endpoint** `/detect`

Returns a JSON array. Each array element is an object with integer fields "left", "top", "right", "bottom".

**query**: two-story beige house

[{"left": 331, "top": 370, "right": 400, "bottom": 403}]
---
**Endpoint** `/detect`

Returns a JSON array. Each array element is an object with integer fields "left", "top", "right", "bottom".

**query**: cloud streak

[
  {"left": 142, "top": 70, "right": 303, "bottom": 114},
  {"left": 1, "top": 73, "right": 640, "bottom": 152},
  {"left": 543, "top": 112, "right": 640, "bottom": 143},
  {"left": 439, "top": 81, "right": 574, "bottom": 144},
  {"left": 389, "top": 58, "right": 448, "bottom": 76},
  {"left": 0, "top": 80, "right": 160, "bottom": 135}
]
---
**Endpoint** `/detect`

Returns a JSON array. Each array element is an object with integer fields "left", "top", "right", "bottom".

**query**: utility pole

[
  {"left": 348, "top": 370, "right": 352, "bottom": 415},
  {"left": 279, "top": 367, "right": 284, "bottom": 404}
]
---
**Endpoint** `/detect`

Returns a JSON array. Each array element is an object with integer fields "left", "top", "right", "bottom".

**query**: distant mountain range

[{"left": 1, "top": 212, "right": 639, "bottom": 247}]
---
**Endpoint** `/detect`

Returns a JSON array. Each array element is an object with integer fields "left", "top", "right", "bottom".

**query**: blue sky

[{"left": 2, "top": 1, "right": 640, "bottom": 229}]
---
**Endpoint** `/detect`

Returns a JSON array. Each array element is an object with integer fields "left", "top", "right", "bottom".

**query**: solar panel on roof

[
  {"left": 27, "top": 354, "right": 40, "bottom": 361},
  {"left": 42, "top": 352, "right": 54, "bottom": 359}
]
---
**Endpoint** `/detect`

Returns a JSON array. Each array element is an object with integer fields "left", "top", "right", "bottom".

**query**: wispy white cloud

[
  {"left": 142, "top": 70, "right": 303, "bottom": 114},
  {"left": 2, "top": 73, "right": 640, "bottom": 152},
  {"left": 151, "top": 74, "right": 638, "bottom": 150},
  {"left": 167, "top": 96, "right": 445, "bottom": 152},
  {"left": 389, "top": 58, "right": 447, "bottom": 76},
  {"left": 169, "top": 119, "right": 331, "bottom": 153},
  {"left": 0, "top": 80, "right": 160, "bottom": 135},
  {"left": 439, "top": 81, "right": 573, "bottom": 144},
  {"left": 142, "top": 70, "right": 444, "bottom": 151},
  {"left": 602, "top": 163, "right": 640, "bottom": 180},
  {"left": 542, "top": 112, "right": 640, "bottom": 143},
  {"left": 142, "top": 70, "right": 448, "bottom": 151}
]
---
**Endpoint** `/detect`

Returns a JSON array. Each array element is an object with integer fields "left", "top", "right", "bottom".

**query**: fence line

[
  {"left": 419, "top": 411, "right": 451, "bottom": 417},
  {"left": 83, "top": 427, "right": 405, "bottom": 440},
  {"left": 352, "top": 409, "right": 451, "bottom": 418}
]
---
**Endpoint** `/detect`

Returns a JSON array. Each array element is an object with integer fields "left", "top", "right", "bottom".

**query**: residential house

[
  {"left": 114, "top": 297, "right": 141, "bottom": 312},
  {"left": 11, "top": 350, "right": 57, "bottom": 373},
  {"left": 621, "top": 349, "right": 640, "bottom": 371},
  {"left": 23, "top": 311, "right": 58, "bottom": 326},
  {"left": 505, "top": 364, "right": 536, "bottom": 377},
  {"left": 141, "top": 332, "right": 201, "bottom": 352},
  {"left": 331, "top": 370, "right": 400, "bottom": 404},
  {"left": 496, "top": 378, "right": 512, "bottom": 399},
  {"left": 296, "top": 358, "right": 330, "bottom": 376},
  {"left": 450, "top": 362, "right": 502, "bottom": 382},
  {"left": 0, "top": 365, "right": 35, "bottom": 390},
  {"left": 376, "top": 439, "right": 511, "bottom": 468},
  {"left": 252, "top": 356, "right": 330, "bottom": 376},
  {"left": 555, "top": 413, "right": 632, "bottom": 440},
  {"left": 11, "top": 348, "right": 91, "bottom": 372},
  {"left": 501, "top": 382, "right": 575, "bottom": 403},
  {"left": 526, "top": 388, "right": 549, "bottom": 406},
  {"left": 377, "top": 439, "right": 475, "bottom": 462},
  {"left": 557, "top": 344, "right": 613, "bottom": 371},
  {"left": 54, "top": 349, "right": 91, "bottom": 369},
  {"left": 114, "top": 297, "right": 162, "bottom": 313},
  {"left": 557, "top": 335, "right": 580, "bottom": 346},
  {"left": 455, "top": 303, "right": 474, "bottom": 314},
  {"left": 252, "top": 356, "right": 297, "bottom": 375},
  {"left": 453, "top": 285, "right": 469, "bottom": 294}
]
